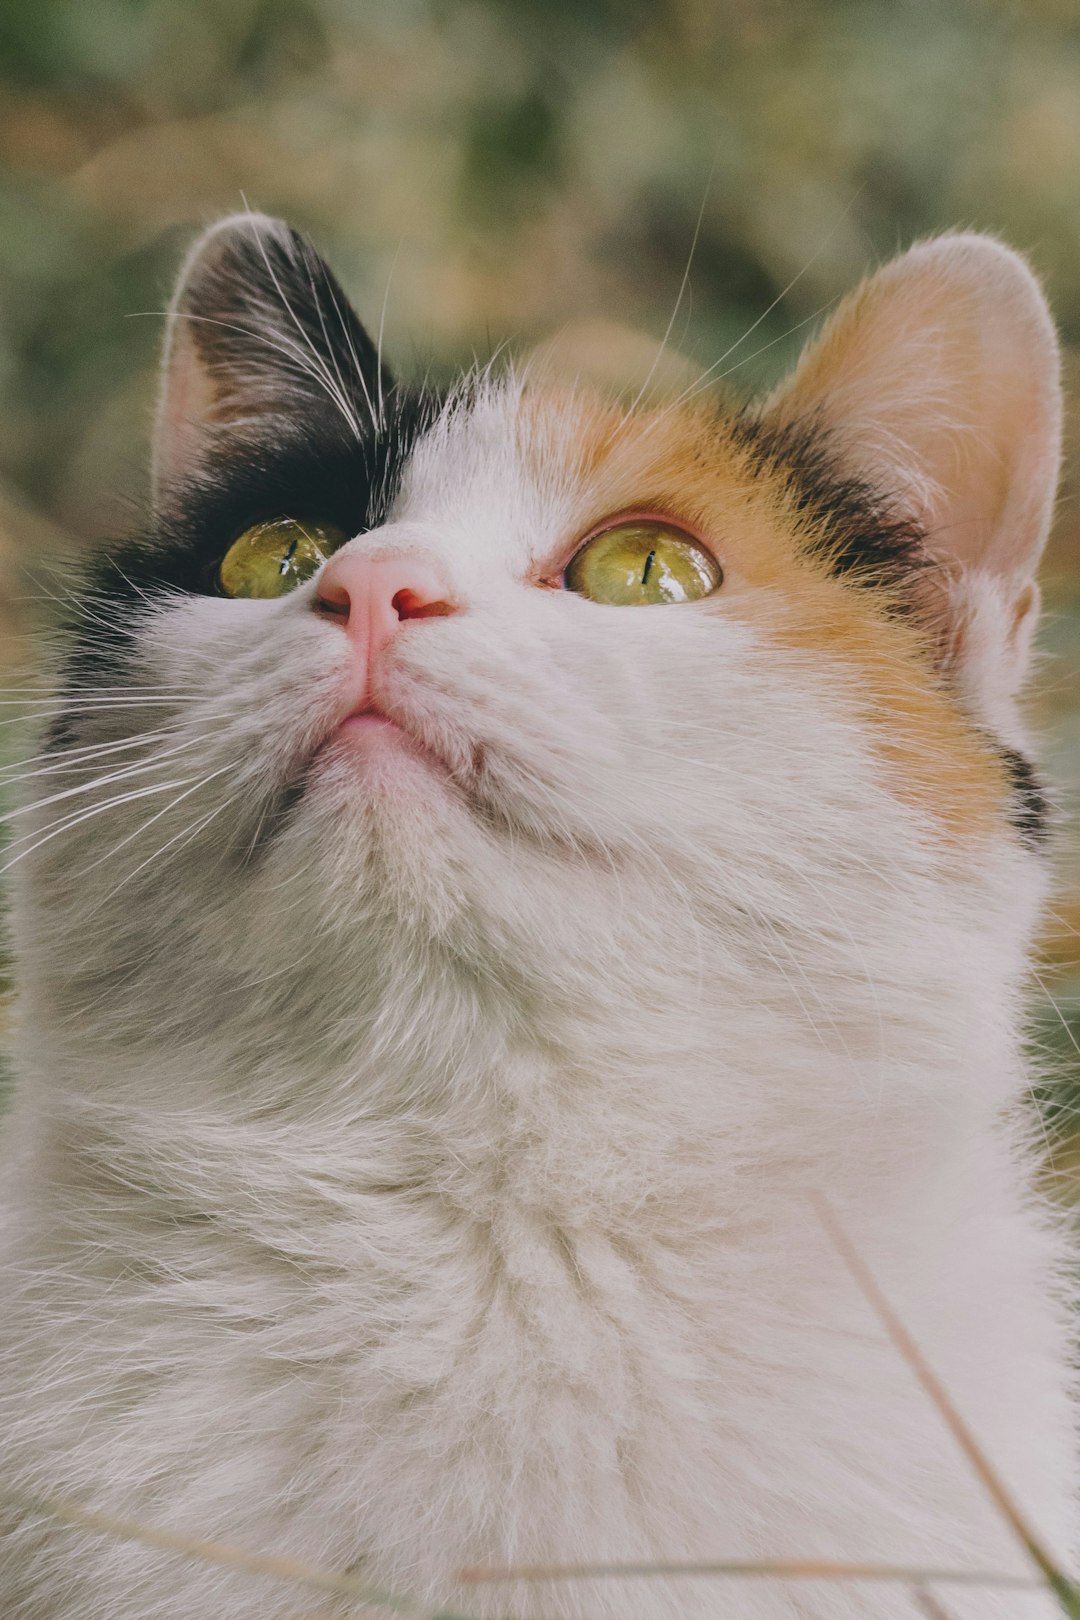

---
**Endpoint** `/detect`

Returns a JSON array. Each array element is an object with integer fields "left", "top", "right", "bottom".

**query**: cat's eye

[
  {"left": 564, "top": 520, "right": 722, "bottom": 606},
  {"left": 217, "top": 519, "right": 349, "bottom": 600}
]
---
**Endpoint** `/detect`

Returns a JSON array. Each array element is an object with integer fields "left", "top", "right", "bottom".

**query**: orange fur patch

[{"left": 525, "top": 386, "right": 1009, "bottom": 842}]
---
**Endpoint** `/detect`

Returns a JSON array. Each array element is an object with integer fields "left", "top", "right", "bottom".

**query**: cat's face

[{"left": 9, "top": 217, "right": 1062, "bottom": 1094}]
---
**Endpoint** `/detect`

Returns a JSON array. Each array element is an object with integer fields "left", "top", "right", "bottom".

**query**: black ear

[{"left": 153, "top": 213, "right": 389, "bottom": 513}]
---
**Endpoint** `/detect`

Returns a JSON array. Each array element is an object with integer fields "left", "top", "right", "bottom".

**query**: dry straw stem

[
  {"left": 456, "top": 1558, "right": 1039, "bottom": 1590},
  {"left": 5, "top": 1489, "right": 1044, "bottom": 1615},
  {"left": 0, "top": 1488, "right": 478, "bottom": 1620},
  {"left": 810, "top": 1193, "right": 1080, "bottom": 1619}
]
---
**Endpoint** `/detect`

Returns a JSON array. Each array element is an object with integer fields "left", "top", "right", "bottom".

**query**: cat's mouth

[
  {"left": 241, "top": 676, "right": 491, "bottom": 857},
  {"left": 312, "top": 695, "right": 464, "bottom": 785},
  {"left": 333, "top": 708, "right": 403, "bottom": 745},
  {"left": 235, "top": 702, "right": 458, "bottom": 864}
]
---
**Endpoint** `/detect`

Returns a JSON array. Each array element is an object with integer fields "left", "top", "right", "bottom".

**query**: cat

[{"left": 0, "top": 213, "right": 1075, "bottom": 1620}]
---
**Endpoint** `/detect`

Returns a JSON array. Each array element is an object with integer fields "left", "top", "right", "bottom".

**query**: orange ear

[
  {"left": 763, "top": 235, "right": 1062, "bottom": 585},
  {"left": 762, "top": 235, "right": 1062, "bottom": 710}
]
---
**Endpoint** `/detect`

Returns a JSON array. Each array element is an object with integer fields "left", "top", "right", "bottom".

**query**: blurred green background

[{"left": 1, "top": 0, "right": 1080, "bottom": 1168}]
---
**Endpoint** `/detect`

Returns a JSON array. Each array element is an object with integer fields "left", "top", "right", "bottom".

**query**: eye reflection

[
  {"left": 218, "top": 519, "right": 349, "bottom": 600},
  {"left": 564, "top": 521, "right": 722, "bottom": 606}
]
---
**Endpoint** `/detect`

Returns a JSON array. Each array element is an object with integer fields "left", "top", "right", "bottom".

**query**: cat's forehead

[
  {"left": 392, "top": 376, "right": 776, "bottom": 573},
  {"left": 390, "top": 379, "right": 573, "bottom": 566}
]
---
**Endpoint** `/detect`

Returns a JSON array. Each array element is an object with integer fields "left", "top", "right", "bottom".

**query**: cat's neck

[{"left": 13, "top": 828, "right": 1041, "bottom": 1250}]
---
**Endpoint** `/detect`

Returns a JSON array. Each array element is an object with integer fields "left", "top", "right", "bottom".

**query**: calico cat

[{"left": 0, "top": 214, "right": 1074, "bottom": 1619}]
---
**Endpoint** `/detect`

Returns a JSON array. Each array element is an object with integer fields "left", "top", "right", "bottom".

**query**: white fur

[{"left": 0, "top": 260, "right": 1076, "bottom": 1618}]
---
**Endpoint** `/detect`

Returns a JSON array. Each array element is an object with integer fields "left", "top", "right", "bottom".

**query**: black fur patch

[
  {"left": 997, "top": 743, "right": 1052, "bottom": 850},
  {"left": 734, "top": 413, "right": 928, "bottom": 602},
  {"left": 51, "top": 216, "right": 444, "bottom": 721},
  {"left": 56, "top": 388, "right": 440, "bottom": 701}
]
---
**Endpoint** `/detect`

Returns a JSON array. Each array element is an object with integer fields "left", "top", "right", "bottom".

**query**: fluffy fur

[{"left": 0, "top": 216, "right": 1074, "bottom": 1619}]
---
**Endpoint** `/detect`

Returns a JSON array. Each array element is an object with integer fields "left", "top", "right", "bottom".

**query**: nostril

[
  {"left": 392, "top": 589, "right": 456, "bottom": 621},
  {"left": 314, "top": 579, "right": 351, "bottom": 619},
  {"left": 312, "top": 553, "right": 457, "bottom": 637}
]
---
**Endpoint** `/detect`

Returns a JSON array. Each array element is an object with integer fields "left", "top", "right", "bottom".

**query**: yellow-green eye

[
  {"left": 564, "top": 520, "right": 722, "bottom": 606},
  {"left": 217, "top": 519, "right": 348, "bottom": 600}
]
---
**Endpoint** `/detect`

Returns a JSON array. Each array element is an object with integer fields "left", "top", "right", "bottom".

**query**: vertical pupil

[
  {"left": 641, "top": 549, "right": 656, "bottom": 586},
  {"left": 279, "top": 536, "right": 299, "bottom": 576}
]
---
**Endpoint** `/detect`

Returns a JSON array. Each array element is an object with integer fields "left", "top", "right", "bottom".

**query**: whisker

[
  {"left": 244, "top": 216, "right": 366, "bottom": 441},
  {"left": 623, "top": 155, "right": 716, "bottom": 418},
  {"left": 111, "top": 774, "right": 284, "bottom": 897},
  {"left": 0, "top": 735, "right": 215, "bottom": 830},
  {"left": 710, "top": 300, "right": 839, "bottom": 388},
  {"left": 0, "top": 682, "right": 199, "bottom": 694},
  {"left": 160, "top": 312, "right": 363, "bottom": 440},
  {"left": 307, "top": 253, "right": 379, "bottom": 438},
  {"left": 85, "top": 760, "right": 239, "bottom": 887},
  {"left": 0, "top": 729, "right": 178, "bottom": 783},
  {"left": 0, "top": 697, "right": 195, "bottom": 708},
  {"left": 0, "top": 777, "right": 201, "bottom": 878},
  {"left": 375, "top": 238, "right": 405, "bottom": 431},
  {"left": 17, "top": 571, "right": 130, "bottom": 637}
]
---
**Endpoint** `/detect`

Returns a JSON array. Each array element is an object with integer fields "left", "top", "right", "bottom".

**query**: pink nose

[{"left": 313, "top": 551, "right": 457, "bottom": 655}]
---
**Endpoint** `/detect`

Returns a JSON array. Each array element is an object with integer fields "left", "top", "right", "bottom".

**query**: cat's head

[{"left": 11, "top": 215, "right": 1063, "bottom": 1100}]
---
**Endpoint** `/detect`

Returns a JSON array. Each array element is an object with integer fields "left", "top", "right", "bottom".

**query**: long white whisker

[
  {"left": 160, "top": 312, "right": 362, "bottom": 439},
  {"left": 104, "top": 559, "right": 156, "bottom": 607},
  {"left": 0, "top": 697, "right": 194, "bottom": 709},
  {"left": 623, "top": 158, "right": 716, "bottom": 419},
  {"left": 0, "top": 684, "right": 199, "bottom": 696},
  {"left": 0, "top": 729, "right": 177, "bottom": 783},
  {"left": 309, "top": 259, "right": 379, "bottom": 438},
  {"left": 375, "top": 238, "right": 405, "bottom": 430},
  {"left": 114, "top": 778, "right": 272, "bottom": 893},
  {"left": 695, "top": 201, "right": 858, "bottom": 383},
  {"left": 84, "top": 760, "right": 238, "bottom": 886},
  {"left": 0, "top": 778, "right": 200, "bottom": 878},
  {"left": 710, "top": 301, "right": 839, "bottom": 388},
  {"left": 0, "top": 737, "right": 215, "bottom": 835},
  {"left": 245, "top": 220, "right": 365, "bottom": 442},
  {"left": 18, "top": 572, "right": 129, "bottom": 637},
  {"left": 612, "top": 198, "right": 866, "bottom": 461},
  {"left": 0, "top": 703, "right": 183, "bottom": 733}
]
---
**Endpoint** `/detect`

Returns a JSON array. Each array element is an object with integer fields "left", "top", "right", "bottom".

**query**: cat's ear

[
  {"left": 761, "top": 234, "right": 1062, "bottom": 712},
  {"left": 153, "top": 212, "right": 386, "bottom": 512}
]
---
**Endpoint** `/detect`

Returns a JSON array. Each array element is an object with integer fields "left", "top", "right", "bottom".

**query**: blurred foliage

[{"left": 1, "top": 0, "right": 1080, "bottom": 1140}]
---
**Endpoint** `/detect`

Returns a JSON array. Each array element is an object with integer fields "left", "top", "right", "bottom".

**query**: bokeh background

[{"left": 1, "top": 0, "right": 1080, "bottom": 1171}]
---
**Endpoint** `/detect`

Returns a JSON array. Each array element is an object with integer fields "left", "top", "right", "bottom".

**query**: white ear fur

[{"left": 763, "top": 234, "right": 1062, "bottom": 721}]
